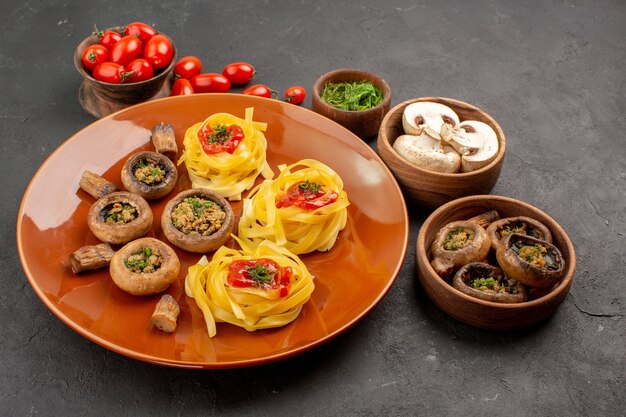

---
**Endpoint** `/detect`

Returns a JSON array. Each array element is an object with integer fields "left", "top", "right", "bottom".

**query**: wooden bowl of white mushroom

[{"left": 377, "top": 97, "right": 506, "bottom": 208}]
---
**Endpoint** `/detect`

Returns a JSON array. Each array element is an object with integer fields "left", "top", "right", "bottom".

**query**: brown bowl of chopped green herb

[{"left": 312, "top": 68, "right": 391, "bottom": 139}]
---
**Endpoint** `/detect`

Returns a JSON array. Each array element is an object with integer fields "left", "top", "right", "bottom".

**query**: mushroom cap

[
  {"left": 452, "top": 262, "right": 528, "bottom": 304},
  {"left": 161, "top": 188, "right": 235, "bottom": 253},
  {"left": 110, "top": 237, "right": 180, "bottom": 296},
  {"left": 456, "top": 120, "right": 499, "bottom": 172},
  {"left": 486, "top": 216, "right": 553, "bottom": 252},
  {"left": 121, "top": 151, "right": 178, "bottom": 200},
  {"left": 87, "top": 191, "right": 153, "bottom": 245},
  {"left": 430, "top": 220, "right": 491, "bottom": 279},
  {"left": 401, "top": 102, "right": 460, "bottom": 138},
  {"left": 496, "top": 233, "right": 564, "bottom": 288},
  {"left": 392, "top": 134, "right": 461, "bottom": 173}
]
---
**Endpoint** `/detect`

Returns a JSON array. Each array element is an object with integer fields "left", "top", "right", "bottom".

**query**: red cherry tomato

[
  {"left": 81, "top": 44, "right": 109, "bottom": 71},
  {"left": 222, "top": 62, "right": 255, "bottom": 85},
  {"left": 123, "top": 58, "right": 154, "bottom": 83},
  {"left": 171, "top": 78, "right": 194, "bottom": 96},
  {"left": 144, "top": 34, "right": 174, "bottom": 70},
  {"left": 92, "top": 62, "right": 124, "bottom": 84},
  {"left": 97, "top": 30, "right": 122, "bottom": 50},
  {"left": 276, "top": 180, "right": 338, "bottom": 210},
  {"left": 124, "top": 22, "right": 157, "bottom": 44},
  {"left": 190, "top": 73, "right": 231, "bottom": 93},
  {"left": 173, "top": 56, "right": 202, "bottom": 80},
  {"left": 227, "top": 259, "right": 292, "bottom": 297},
  {"left": 109, "top": 35, "right": 143, "bottom": 66},
  {"left": 285, "top": 86, "right": 306, "bottom": 105},
  {"left": 242, "top": 84, "right": 276, "bottom": 98}
]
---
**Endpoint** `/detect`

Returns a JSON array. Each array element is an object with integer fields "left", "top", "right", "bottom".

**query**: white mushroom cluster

[{"left": 392, "top": 102, "right": 499, "bottom": 173}]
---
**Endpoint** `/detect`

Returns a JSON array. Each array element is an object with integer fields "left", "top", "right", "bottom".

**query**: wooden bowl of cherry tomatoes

[{"left": 74, "top": 22, "right": 177, "bottom": 118}]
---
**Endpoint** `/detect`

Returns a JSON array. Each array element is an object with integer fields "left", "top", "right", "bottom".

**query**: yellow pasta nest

[
  {"left": 238, "top": 159, "right": 350, "bottom": 254},
  {"left": 178, "top": 107, "right": 274, "bottom": 201},
  {"left": 185, "top": 237, "right": 315, "bottom": 337}
]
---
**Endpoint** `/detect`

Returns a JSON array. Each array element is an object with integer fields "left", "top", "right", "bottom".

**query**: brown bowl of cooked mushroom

[
  {"left": 377, "top": 97, "right": 506, "bottom": 208},
  {"left": 161, "top": 189, "right": 235, "bottom": 253},
  {"left": 416, "top": 195, "right": 575, "bottom": 330}
]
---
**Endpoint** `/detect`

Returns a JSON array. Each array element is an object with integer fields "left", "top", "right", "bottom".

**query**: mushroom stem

[
  {"left": 79, "top": 171, "right": 118, "bottom": 200},
  {"left": 69, "top": 243, "right": 115, "bottom": 273},
  {"left": 151, "top": 294, "right": 180, "bottom": 333},
  {"left": 468, "top": 210, "right": 500, "bottom": 228},
  {"left": 151, "top": 123, "right": 178, "bottom": 161}
]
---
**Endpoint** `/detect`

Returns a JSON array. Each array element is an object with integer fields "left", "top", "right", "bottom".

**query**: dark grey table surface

[{"left": 2, "top": 1, "right": 624, "bottom": 416}]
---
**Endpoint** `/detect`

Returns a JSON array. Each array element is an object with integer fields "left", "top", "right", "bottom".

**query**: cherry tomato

[
  {"left": 171, "top": 78, "right": 194, "bottom": 96},
  {"left": 222, "top": 62, "right": 255, "bottom": 85},
  {"left": 174, "top": 56, "right": 202, "bottom": 80},
  {"left": 109, "top": 35, "right": 143, "bottom": 66},
  {"left": 92, "top": 62, "right": 124, "bottom": 84},
  {"left": 242, "top": 84, "right": 276, "bottom": 98},
  {"left": 276, "top": 180, "right": 338, "bottom": 210},
  {"left": 285, "top": 86, "right": 306, "bottom": 105},
  {"left": 81, "top": 44, "right": 109, "bottom": 71},
  {"left": 199, "top": 124, "right": 244, "bottom": 154},
  {"left": 97, "top": 30, "right": 122, "bottom": 50},
  {"left": 124, "top": 22, "right": 157, "bottom": 44},
  {"left": 123, "top": 58, "right": 154, "bottom": 83},
  {"left": 144, "top": 34, "right": 174, "bottom": 70},
  {"left": 190, "top": 73, "right": 231, "bottom": 93}
]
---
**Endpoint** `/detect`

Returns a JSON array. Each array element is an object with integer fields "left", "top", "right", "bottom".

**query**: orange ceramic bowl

[
  {"left": 74, "top": 26, "right": 176, "bottom": 116},
  {"left": 17, "top": 94, "right": 409, "bottom": 368},
  {"left": 377, "top": 97, "right": 506, "bottom": 209},
  {"left": 416, "top": 195, "right": 575, "bottom": 330}
]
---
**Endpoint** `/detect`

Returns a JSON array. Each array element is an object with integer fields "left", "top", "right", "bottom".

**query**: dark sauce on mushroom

[
  {"left": 133, "top": 158, "right": 167, "bottom": 185},
  {"left": 101, "top": 202, "right": 138, "bottom": 224},
  {"left": 124, "top": 246, "right": 163, "bottom": 273}
]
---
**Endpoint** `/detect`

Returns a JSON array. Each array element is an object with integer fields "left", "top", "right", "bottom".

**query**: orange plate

[{"left": 17, "top": 94, "right": 409, "bottom": 369}]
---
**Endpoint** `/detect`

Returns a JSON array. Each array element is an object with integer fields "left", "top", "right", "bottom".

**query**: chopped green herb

[
  {"left": 298, "top": 179, "right": 322, "bottom": 196},
  {"left": 472, "top": 277, "right": 496, "bottom": 290},
  {"left": 320, "top": 80, "right": 384, "bottom": 111},
  {"left": 125, "top": 259, "right": 147, "bottom": 270},
  {"left": 246, "top": 264, "right": 276, "bottom": 285},
  {"left": 143, "top": 247, "right": 152, "bottom": 258},
  {"left": 208, "top": 124, "right": 230, "bottom": 144}
]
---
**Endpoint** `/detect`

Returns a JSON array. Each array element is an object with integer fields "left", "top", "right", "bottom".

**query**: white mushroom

[
  {"left": 393, "top": 134, "right": 461, "bottom": 173},
  {"left": 402, "top": 102, "right": 460, "bottom": 140},
  {"left": 455, "top": 120, "right": 499, "bottom": 172}
]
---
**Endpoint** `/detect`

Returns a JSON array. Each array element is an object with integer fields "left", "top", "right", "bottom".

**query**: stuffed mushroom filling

[
  {"left": 124, "top": 246, "right": 163, "bottom": 273},
  {"left": 444, "top": 227, "right": 473, "bottom": 251},
  {"left": 133, "top": 159, "right": 167, "bottom": 185},
  {"left": 171, "top": 196, "right": 225, "bottom": 236},
  {"left": 470, "top": 276, "right": 524, "bottom": 295},
  {"left": 102, "top": 202, "right": 138, "bottom": 224},
  {"left": 512, "top": 242, "right": 559, "bottom": 270}
]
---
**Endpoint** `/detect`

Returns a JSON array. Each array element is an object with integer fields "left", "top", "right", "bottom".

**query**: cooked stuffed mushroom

[
  {"left": 452, "top": 262, "right": 527, "bottom": 303},
  {"left": 87, "top": 191, "right": 152, "bottom": 245},
  {"left": 161, "top": 189, "right": 234, "bottom": 253},
  {"left": 121, "top": 151, "right": 178, "bottom": 200},
  {"left": 430, "top": 220, "right": 491, "bottom": 280},
  {"left": 486, "top": 216, "right": 552, "bottom": 251},
  {"left": 496, "top": 233, "right": 564, "bottom": 288},
  {"left": 110, "top": 237, "right": 180, "bottom": 296}
]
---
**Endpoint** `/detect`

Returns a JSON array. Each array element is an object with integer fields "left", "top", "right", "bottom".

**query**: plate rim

[{"left": 16, "top": 93, "right": 410, "bottom": 369}]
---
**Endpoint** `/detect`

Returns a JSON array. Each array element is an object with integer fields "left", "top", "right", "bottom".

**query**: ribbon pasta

[
  {"left": 238, "top": 159, "right": 350, "bottom": 254},
  {"left": 178, "top": 107, "right": 274, "bottom": 201},
  {"left": 185, "top": 237, "right": 315, "bottom": 337}
]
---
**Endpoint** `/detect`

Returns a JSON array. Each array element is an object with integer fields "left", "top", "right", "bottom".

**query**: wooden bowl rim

[
  {"left": 73, "top": 26, "right": 177, "bottom": 87},
  {"left": 378, "top": 97, "right": 506, "bottom": 178},
  {"left": 417, "top": 194, "right": 576, "bottom": 309},
  {"left": 312, "top": 67, "right": 391, "bottom": 117}
]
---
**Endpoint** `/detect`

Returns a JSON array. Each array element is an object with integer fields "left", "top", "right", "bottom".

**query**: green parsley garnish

[
  {"left": 472, "top": 277, "right": 496, "bottom": 290},
  {"left": 298, "top": 179, "right": 322, "bottom": 196},
  {"left": 208, "top": 124, "right": 230, "bottom": 144},
  {"left": 124, "top": 259, "right": 147, "bottom": 270},
  {"left": 246, "top": 265, "right": 276, "bottom": 285},
  {"left": 184, "top": 196, "right": 212, "bottom": 218},
  {"left": 320, "top": 80, "right": 384, "bottom": 111},
  {"left": 444, "top": 227, "right": 468, "bottom": 251}
]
